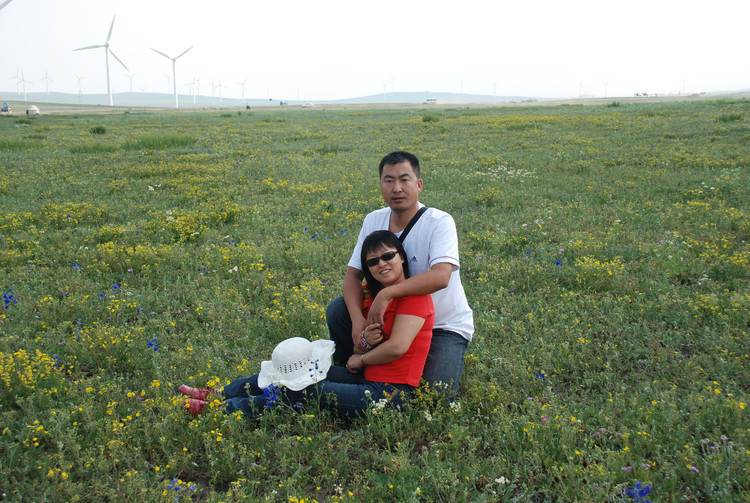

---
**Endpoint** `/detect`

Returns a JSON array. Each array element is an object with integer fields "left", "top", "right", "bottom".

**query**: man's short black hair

[{"left": 378, "top": 151, "right": 421, "bottom": 178}]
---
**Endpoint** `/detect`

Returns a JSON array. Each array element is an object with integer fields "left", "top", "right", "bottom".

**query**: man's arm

[
  {"left": 366, "top": 262, "right": 452, "bottom": 326},
  {"left": 343, "top": 266, "right": 369, "bottom": 353}
]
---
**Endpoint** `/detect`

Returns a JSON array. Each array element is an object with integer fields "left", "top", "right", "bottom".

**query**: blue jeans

[
  {"left": 325, "top": 295, "right": 468, "bottom": 398},
  {"left": 221, "top": 366, "right": 413, "bottom": 418}
]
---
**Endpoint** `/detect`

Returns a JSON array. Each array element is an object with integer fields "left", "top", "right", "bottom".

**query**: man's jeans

[{"left": 325, "top": 295, "right": 468, "bottom": 397}]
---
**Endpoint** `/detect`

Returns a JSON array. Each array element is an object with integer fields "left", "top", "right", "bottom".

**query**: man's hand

[
  {"left": 366, "top": 288, "right": 392, "bottom": 327},
  {"left": 350, "top": 317, "right": 368, "bottom": 354}
]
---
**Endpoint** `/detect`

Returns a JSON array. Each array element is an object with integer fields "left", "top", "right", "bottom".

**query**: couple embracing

[{"left": 181, "top": 151, "right": 473, "bottom": 418}]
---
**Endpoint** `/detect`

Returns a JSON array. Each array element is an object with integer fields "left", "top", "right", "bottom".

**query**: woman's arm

[{"left": 346, "top": 314, "right": 425, "bottom": 371}]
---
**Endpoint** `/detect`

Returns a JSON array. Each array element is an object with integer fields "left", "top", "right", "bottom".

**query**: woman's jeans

[
  {"left": 222, "top": 366, "right": 414, "bottom": 419},
  {"left": 325, "top": 295, "right": 468, "bottom": 398}
]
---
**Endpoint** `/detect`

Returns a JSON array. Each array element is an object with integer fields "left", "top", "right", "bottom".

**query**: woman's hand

[
  {"left": 361, "top": 323, "right": 384, "bottom": 349},
  {"left": 346, "top": 353, "right": 363, "bottom": 373}
]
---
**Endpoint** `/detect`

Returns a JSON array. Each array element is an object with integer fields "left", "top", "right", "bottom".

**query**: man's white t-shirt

[{"left": 348, "top": 204, "right": 474, "bottom": 341}]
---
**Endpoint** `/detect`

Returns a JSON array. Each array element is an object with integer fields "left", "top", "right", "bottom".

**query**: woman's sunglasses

[{"left": 365, "top": 250, "right": 399, "bottom": 268}]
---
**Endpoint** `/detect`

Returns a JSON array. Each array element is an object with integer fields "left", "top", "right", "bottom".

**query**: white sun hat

[{"left": 257, "top": 337, "right": 335, "bottom": 391}]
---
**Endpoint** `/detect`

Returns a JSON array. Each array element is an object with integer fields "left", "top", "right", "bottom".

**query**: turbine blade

[
  {"left": 109, "top": 49, "right": 129, "bottom": 71},
  {"left": 106, "top": 15, "right": 116, "bottom": 42},
  {"left": 175, "top": 46, "right": 194, "bottom": 59},
  {"left": 151, "top": 48, "right": 171, "bottom": 60},
  {"left": 75, "top": 44, "right": 105, "bottom": 51},
  {"left": 0, "top": 0, "right": 14, "bottom": 12}
]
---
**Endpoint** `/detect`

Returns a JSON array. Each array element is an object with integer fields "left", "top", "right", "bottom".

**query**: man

[{"left": 326, "top": 151, "right": 474, "bottom": 396}]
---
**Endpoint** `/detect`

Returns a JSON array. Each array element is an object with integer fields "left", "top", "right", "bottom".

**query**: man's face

[{"left": 380, "top": 161, "right": 423, "bottom": 214}]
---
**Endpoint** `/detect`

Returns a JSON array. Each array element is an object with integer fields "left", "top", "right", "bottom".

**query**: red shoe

[
  {"left": 180, "top": 385, "right": 215, "bottom": 401},
  {"left": 185, "top": 398, "right": 208, "bottom": 416}
]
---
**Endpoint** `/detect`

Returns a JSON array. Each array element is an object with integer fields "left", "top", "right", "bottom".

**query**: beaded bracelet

[{"left": 360, "top": 330, "right": 373, "bottom": 351}]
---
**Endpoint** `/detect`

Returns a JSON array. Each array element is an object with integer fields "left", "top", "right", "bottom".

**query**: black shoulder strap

[{"left": 399, "top": 206, "right": 428, "bottom": 243}]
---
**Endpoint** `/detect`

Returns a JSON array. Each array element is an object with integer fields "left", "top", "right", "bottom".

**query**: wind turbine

[
  {"left": 41, "top": 70, "right": 54, "bottom": 94},
  {"left": 126, "top": 72, "right": 136, "bottom": 92},
  {"left": 18, "top": 71, "right": 32, "bottom": 101},
  {"left": 10, "top": 69, "right": 20, "bottom": 96},
  {"left": 74, "top": 15, "right": 128, "bottom": 106},
  {"left": 75, "top": 74, "right": 86, "bottom": 104},
  {"left": 191, "top": 76, "right": 200, "bottom": 104},
  {"left": 236, "top": 78, "right": 247, "bottom": 103},
  {"left": 0, "top": 0, "right": 14, "bottom": 12},
  {"left": 217, "top": 78, "right": 224, "bottom": 101},
  {"left": 151, "top": 46, "right": 193, "bottom": 108}
]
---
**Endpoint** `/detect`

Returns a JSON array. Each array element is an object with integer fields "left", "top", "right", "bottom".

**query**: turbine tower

[
  {"left": 151, "top": 46, "right": 193, "bottom": 108},
  {"left": 74, "top": 15, "right": 128, "bottom": 106},
  {"left": 236, "top": 78, "right": 247, "bottom": 103},
  {"left": 18, "top": 71, "right": 32, "bottom": 101},
  {"left": 41, "top": 70, "right": 54, "bottom": 94},
  {"left": 74, "top": 74, "right": 86, "bottom": 104}
]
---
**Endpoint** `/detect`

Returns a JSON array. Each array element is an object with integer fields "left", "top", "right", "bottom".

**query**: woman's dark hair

[{"left": 360, "top": 230, "right": 409, "bottom": 297}]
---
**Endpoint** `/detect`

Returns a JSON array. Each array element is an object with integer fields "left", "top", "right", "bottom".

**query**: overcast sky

[{"left": 1, "top": 0, "right": 748, "bottom": 101}]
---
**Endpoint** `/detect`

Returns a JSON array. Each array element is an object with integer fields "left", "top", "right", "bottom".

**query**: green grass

[{"left": 0, "top": 100, "right": 748, "bottom": 502}]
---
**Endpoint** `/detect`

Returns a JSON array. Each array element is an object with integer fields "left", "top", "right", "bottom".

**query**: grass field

[{"left": 0, "top": 100, "right": 748, "bottom": 502}]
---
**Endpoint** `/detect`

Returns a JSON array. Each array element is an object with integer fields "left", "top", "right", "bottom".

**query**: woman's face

[{"left": 365, "top": 246, "right": 404, "bottom": 286}]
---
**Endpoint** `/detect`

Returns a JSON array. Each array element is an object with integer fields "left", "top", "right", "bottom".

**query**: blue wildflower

[
  {"left": 112, "top": 283, "right": 120, "bottom": 293},
  {"left": 536, "top": 370, "right": 546, "bottom": 383},
  {"left": 526, "top": 250, "right": 532, "bottom": 257},
  {"left": 148, "top": 337, "right": 159, "bottom": 351},
  {"left": 263, "top": 384, "right": 279, "bottom": 408},
  {"left": 625, "top": 481, "right": 652, "bottom": 503},
  {"left": 53, "top": 354, "right": 60, "bottom": 368},
  {"left": 4, "top": 289, "right": 18, "bottom": 309},
  {"left": 555, "top": 259, "right": 563, "bottom": 267},
  {"left": 73, "top": 262, "right": 82, "bottom": 270}
]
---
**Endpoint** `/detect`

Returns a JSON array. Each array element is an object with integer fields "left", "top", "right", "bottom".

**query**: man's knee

[{"left": 422, "top": 330, "right": 468, "bottom": 395}]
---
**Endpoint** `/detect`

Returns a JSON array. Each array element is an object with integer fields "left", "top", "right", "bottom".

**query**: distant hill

[
  {"left": 0, "top": 90, "right": 539, "bottom": 109},
  {"left": 1, "top": 89, "right": 747, "bottom": 110}
]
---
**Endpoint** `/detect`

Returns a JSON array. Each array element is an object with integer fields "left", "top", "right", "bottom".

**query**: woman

[{"left": 180, "top": 230, "right": 435, "bottom": 418}]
